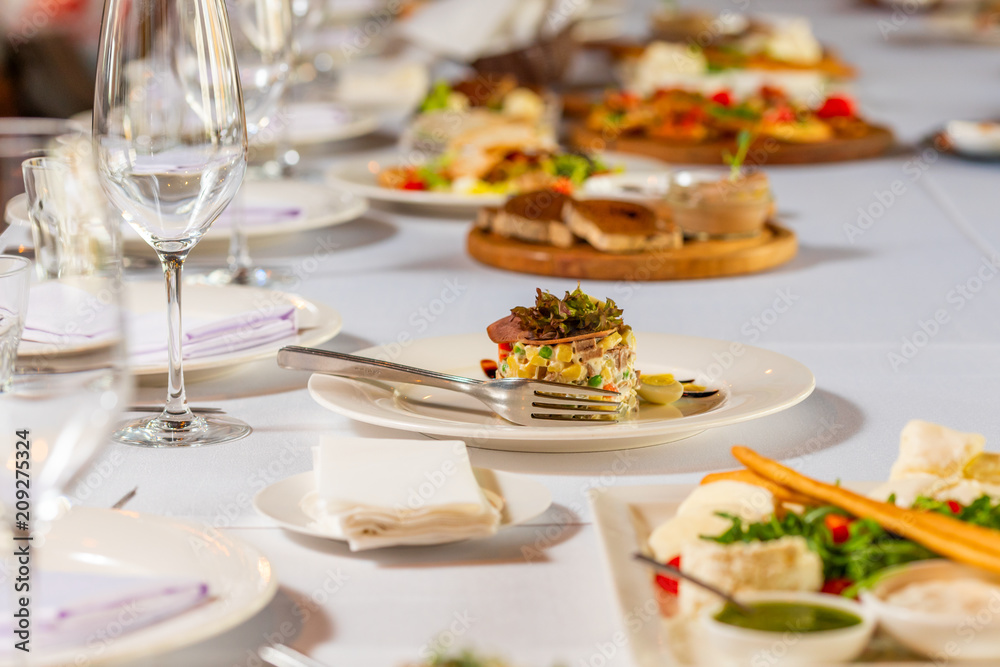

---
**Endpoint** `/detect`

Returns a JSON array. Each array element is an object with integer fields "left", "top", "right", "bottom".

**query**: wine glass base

[
  {"left": 112, "top": 413, "right": 252, "bottom": 448},
  {"left": 202, "top": 266, "right": 291, "bottom": 287}
]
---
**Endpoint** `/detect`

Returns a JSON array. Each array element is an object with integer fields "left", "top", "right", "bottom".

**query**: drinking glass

[
  {"left": 209, "top": 0, "right": 294, "bottom": 286},
  {"left": 93, "top": 0, "right": 252, "bottom": 446},
  {"left": 0, "top": 256, "right": 30, "bottom": 391},
  {"left": 0, "top": 202, "right": 129, "bottom": 527},
  {"left": 22, "top": 156, "right": 117, "bottom": 279}
]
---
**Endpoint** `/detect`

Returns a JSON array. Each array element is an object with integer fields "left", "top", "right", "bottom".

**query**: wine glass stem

[
  {"left": 160, "top": 253, "right": 194, "bottom": 419},
  {"left": 227, "top": 187, "right": 251, "bottom": 281}
]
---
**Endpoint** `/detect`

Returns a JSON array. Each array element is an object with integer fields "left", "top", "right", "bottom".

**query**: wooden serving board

[
  {"left": 467, "top": 221, "right": 797, "bottom": 281},
  {"left": 569, "top": 123, "right": 895, "bottom": 165}
]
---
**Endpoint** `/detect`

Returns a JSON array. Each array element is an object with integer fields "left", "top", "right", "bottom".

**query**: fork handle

[{"left": 277, "top": 346, "right": 484, "bottom": 395}]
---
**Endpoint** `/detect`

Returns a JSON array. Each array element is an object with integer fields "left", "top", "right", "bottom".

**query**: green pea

[
  {"left": 539, "top": 345, "right": 553, "bottom": 359},
  {"left": 588, "top": 375, "right": 603, "bottom": 387}
]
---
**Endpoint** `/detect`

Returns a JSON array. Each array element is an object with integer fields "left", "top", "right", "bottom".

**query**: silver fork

[{"left": 277, "top": 346, "right": 623, "bottom": 425}]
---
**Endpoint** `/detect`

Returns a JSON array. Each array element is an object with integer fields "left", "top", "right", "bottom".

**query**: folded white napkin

[
  {"left": 1, "top": 570, "right": 209, "bottom": 650},
  {"left": 21, "top": 282, "right": 298, "bottom": 363},
  {"left": 300, "top": 437, "right": 503, "bottom": 551}
]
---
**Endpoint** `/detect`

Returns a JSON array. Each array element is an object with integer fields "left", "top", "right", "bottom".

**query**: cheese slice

[{"left": 890, "top": 420, "right": 985, "bottom": 480}]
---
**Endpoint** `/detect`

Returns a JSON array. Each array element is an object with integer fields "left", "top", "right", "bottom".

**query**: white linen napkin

[
  {"left": 1, "top": 571, "right": 209, "bottom": 650},
  {"left": 300, "top": 437, "right": 503, "bottom": 551},
  {"left": 21, "top": 282, "right": 298, "bottom": 363}
]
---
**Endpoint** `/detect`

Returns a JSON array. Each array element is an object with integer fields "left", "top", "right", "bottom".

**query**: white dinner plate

[
  {"left": 21, "top": 507, "right": 277, "bottom": 667},
  {"left": 276, "top": 101, "right": 380, "bottom": 146},
  {"left": 324, "top": 150, "right": 671, "bottom": 210},
  {"left": 305, "top": 333, "right": 815, "bottom": 453},
  {"left": 588, "top": 482, "right": 892, "bottom": 667},
  {"left": 4, "top": 180, "right": 368, "bottom": 251},
  {"left": 253, "top": 468, "right": 553, "bottom": 543},
  {"left": 18, "top": 282, "right": 342, "bottom": 376}
]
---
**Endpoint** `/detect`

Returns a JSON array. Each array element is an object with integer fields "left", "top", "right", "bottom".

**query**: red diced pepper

[
  {"left": 816, "top": 95, "right": 855, "bottom": 119},
  {"left": 654, "top": 556, "right": 681, "bottom": 595},
  {"left": 498, "top": 343, "right": 512, "bottom": 362},
  {"left": 550, "top": 177, "right": 574, "bottom": 195},
  {"left": 947, "top": 500, "right": 963, "bottom": 515},
  {"left": 824, "top": 513, "right": 853, "bottom": 544},
  {"left": 821, "top": 578, "right": 854, "bottom": 595},
  {"left": 402, "top": 179, "right": 426, "bottom": 190},
  {"left": 764, "top": 105, "right": 796, "bottom": 124},
  {"left": 710, "top": 90, "right": 733, "bottom": 107}
]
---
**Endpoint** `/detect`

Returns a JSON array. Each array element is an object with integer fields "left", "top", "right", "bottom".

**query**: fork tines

[{"left": 527, "top": 382, "right": 624, "bottom": 422}]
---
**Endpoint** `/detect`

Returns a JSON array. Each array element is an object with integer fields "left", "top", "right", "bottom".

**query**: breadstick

[
  {"left": 700, "top": 469, "right": 817, "bottom": 506},
  {"left": 732, "top": 446, "right": 1000, "bottom": 573}
]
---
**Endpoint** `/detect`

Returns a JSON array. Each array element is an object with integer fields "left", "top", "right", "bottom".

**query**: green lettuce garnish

[
  {"left": 511, "top": 287, "right": 624, "bottom": 340},
  {"left": 420, "top": 80, "right": 453, "bottom": 113}
]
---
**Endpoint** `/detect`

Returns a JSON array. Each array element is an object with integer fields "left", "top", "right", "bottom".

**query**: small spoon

[{"left": 633, "top": 552, "right": 754, "bottom": 615}]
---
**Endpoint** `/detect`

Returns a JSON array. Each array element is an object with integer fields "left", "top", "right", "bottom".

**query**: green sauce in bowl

[{"left": 715, "top": 601, "right": 862, "bottom": 633}]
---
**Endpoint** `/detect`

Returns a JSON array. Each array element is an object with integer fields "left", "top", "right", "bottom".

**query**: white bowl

[
  {"left": 861, "top": 560, "right": 1000, "bottom": 661},
  {"left": 695, "top": 591, "right": 875, "bottom": 666},
  {"left": 945, "top": 120, "right": 1000, "bottom": 157}
]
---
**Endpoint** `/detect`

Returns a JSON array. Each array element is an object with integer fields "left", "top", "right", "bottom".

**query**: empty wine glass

[
  {"left": 208, "top": 0, "right": 294, "bottom": 286},
  {"left": 93, "top": 0, "right": 252, "bottom": 446}
]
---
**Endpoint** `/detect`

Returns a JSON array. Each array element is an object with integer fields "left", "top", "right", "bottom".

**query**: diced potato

[
  {"left": 561, "top": 364, "right": 585, "bottom": 381},
  {"left": 517, "top": 366, "right": 535, "bottom": 378},
  {"left": 555, "top": 344, "right": 573, "bottom": 362},
  {"left": 529, "top": 355, "right": 549, "bottom": 367},
  {"left": 624, "top": 329, "right": 636, "bottom": 348},
  {"left": 600, "top": 332, "right": 622, "bottom": 350},
  {"left": 506, "top": 357, "right": 520, "bottom": 374}
]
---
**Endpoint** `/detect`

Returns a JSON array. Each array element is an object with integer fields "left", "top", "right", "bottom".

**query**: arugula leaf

[
  {"left": 707, "top": 503, "right": 937, "bottom": 587},
  {"left": 511, "top": 286, "right": 624, "bottom": 340}
]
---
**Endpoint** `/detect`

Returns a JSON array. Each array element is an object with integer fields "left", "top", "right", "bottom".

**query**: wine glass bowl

[{"left": 93, "top": 0, "right": 253, "bottom": 447}]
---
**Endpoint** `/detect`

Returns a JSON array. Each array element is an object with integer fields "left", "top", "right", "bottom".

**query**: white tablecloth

[{"left": 68, "top": 0, "right": 1000, "bottom": 664}]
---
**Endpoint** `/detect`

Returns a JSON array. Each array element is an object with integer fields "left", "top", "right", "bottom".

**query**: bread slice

[
  {"left": 563, "top": 199, "right": 681, "bottom": 253},
  {"left": 486, "top": 190, "right": 575, "bottom": 248}
]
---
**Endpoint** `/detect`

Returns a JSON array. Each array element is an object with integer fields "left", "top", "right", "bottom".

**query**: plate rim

[
  {"left": 33, "top": 506, "right": 278, "bottom": 667},
  {"left": 252, "top": 468, "right": 553, "bottom": 543},
  {"left": 131, "top": 282, "right": 343, "bottom": 375},
  {"left": 323, "top": 150, "right": 673, "bottom": 209},
  {"left": 305, "top": 332, "right": 816, "bottom": 449},
  {"left": 3, "top": 180, "right": 370, "bottom": 246}
]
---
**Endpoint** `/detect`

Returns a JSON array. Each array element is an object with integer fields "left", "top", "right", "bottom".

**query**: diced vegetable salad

[{"left": 496, "top": 327, "right": 638, "bottom": 410}]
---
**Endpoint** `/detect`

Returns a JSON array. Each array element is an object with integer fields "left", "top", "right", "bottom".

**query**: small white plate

[
  {"left": 253, "top": 468, "right": 553, "bottom": 543},
  {"left": 324, "top": 150, "right": 671, "bottom": 211},
  {"left": 305, "top": 332, "right": 815, "bottom": 453},
  {"left": 588, "top": 482, "right": 881, "bottom": 667},
  {"left": 18, "top": 282, "right": 342, "bottom": 376},
  {"left": 4, "top": 180, "right": 368, "bottom": 251},
  {"left": 27, "top": 507, "right": 277, "bottom": 667},
  {"left": 944, "top": 120, "right": 1000, "bottom": 158}
]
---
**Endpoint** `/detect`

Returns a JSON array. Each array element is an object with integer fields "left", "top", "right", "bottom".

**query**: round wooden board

[
  {"left": 467, "top": 222, "right": 797, "bottom": 281},
  {"left": 569, "top": 124, "right": 895, "bottom": 165}
]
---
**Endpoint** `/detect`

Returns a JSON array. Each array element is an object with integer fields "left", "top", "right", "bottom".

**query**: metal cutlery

[
  {"left": 259, "top": 644, "right": 330, "bottom": 667},
  {"left": 127, "top": 405, "right": 225, "bottom": 414},
  {"left": 110, "top": 486, "right": 138, "bottom": 510},
  {"left": 633, "top": 553, "right": 753, "bottom": 614},
  {"left": 277, "top": 345, "right": 624, "bottom": 425}
]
